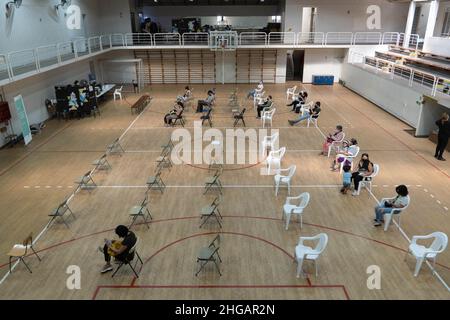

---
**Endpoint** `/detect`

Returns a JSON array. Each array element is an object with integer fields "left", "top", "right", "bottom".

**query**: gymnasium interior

[{"left": 0, "top": 0, "right": 449, "bottom": 301}]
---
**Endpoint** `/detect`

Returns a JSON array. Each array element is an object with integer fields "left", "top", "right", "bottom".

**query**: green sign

[{"left": 14, "top": 95, "right": 32, "bottom": 145}]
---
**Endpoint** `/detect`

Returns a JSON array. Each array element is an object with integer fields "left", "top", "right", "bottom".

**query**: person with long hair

[
  {"left": 99, "top": 225, "right": 137, "bottom": 273},
  {"left": 351, "top": 153, "right": 374, "bottom": 196}
]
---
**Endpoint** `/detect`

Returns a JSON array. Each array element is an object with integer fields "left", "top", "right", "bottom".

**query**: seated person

[
  {"left": 132, "top": 80, "right": 139, "bottom": 93},
  {"left": 99, "top": 225, "right": 137, "bottom": 273},
  {"left": 247, "top": 81, "right": 264, "bottom": 99},
  {"left": 288, "top": 101, "right": 321, "bottom": 126},
  {"left": 351, "top": 153, "right": 374, "bottom": 196},
  {"left": 256, "top": 95, "right": 273, "bottom": 118},
  {"left": 287, "top": 91, "right": 308, "bottom": 112},
  {"left": 183, "top": 86, "right": 192, "bottom": 101},
  {"left": 320, "top": 125, "right": 344, "bottom": 156},
  {"left": 330, "top": 138, "right": 358, "bottom": 171},
  {"left": 196, "top": 90, "right": 214, "bottom": 113},
  {"left": 164, "top": 101, "right": 184, "bottom": 126},
  {"left": 373, "top": 185, "right": 409, "bottom": 227}
]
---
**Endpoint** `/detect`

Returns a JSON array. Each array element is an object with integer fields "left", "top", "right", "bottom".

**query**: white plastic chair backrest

[
  {"left": 116, "top": 86, "right": 123, "bottom": 92},
  {"left": 393, "top": 195, "right": 410, "bottom": 213},
  {"left": 265, "top": 108, "right": 276, "bottom": 117},
  {"left": 350, "top": 146, "right": 360, "bottom": 157},
  {"left": 287, "top": 165, "right": 297, "bottom": 178},
  {"left": 429, "top": 232, "right": 448, "bottom": 253},
  {"left": 298, "top": 192, "right": 310, "bottom": 208},
  {"left": 270, "top": 147, "right": 286, "bottom": 160},
  {"left": 313, "top": 233, "right": 328, "bottom": 254},
  {"left": 270, "top": 132, "right": 279, "bottom": 144},
  {"left": 371, "top": 164, "right": 380, "bottom": 178}
]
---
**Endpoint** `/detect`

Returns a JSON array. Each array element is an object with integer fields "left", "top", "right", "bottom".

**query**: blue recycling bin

[{"left": 312, "top": 75, "right": 334, "bottom": 85}]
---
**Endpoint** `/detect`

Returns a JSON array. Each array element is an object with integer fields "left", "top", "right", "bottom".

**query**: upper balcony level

[{"left": 0, "top": 31, "right": 420, "bottom": 87}]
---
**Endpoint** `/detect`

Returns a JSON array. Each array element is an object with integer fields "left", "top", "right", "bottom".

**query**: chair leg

[
  {"left": 296, "top": 257, "right": 304, "bottom": 278},
  {"left": 414, "top": 258, "right": 425, "bottom": 277},
  {"left": 128, "top": 262, "right": 140, "bottom": 278},
  {"left": 300, "top": 214, "right": 303, "bottom": 229},
  {"left": 21, "top": 258, "right": 32, "bottom": 274},
  {"left": 111, "top": 262, "right": 124, "bottom": 278},
  {"left": 384, "top": 214, "right": 393, "bottom": 231},
  {"left": 195, "top": 260, "right": 208, "bottom": 276},
  {"left": 9, "top": 256, "right": 12, "bottom": 273},
  {"left": 285, "top": 213, "right": 290, "bottom": 230},
  {"left": 31, "top": 247, "right": 41, "bottom": 261},
  {"left": 213, "top": 259, "right": 222, "bottom": 276}
]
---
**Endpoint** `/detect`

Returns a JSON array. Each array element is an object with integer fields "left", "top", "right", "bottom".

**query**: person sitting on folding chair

[
  {"left": 164, "top": 101, "right": 184, "bottom": 126},
  {"left": 196, "top": 90, "right": 214, "bottom": 113},
  {"left": 288, "top": 101, "right": 321, "bottom": 126},
  {"left": 99, "top": 225, "right": 137, "bottom": 274}
]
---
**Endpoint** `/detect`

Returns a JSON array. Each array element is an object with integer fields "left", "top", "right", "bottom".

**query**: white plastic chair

[
  {"left": 327, "top": 132, "right": 346, "bottom": 157},
  {"left": 356, "top": 164, "right": 380, "bottom": 196},
  {"left": 406, "top": 232, "right": 448, "bottom": 277},
  {"left": 282, "top": 192, "right": 309, "bottom": 229},
  {"left": 299, "top": 101, "right": 313, "bottom": 117},
  {"left": 294, "top": 233, "right": 328, "bottom": 278},
  {"left": 253, "top": 91, "right": 265, "bottom": 109},
  {"left": 274, "top": 165, "right": 296, "bottom": 196},
  {"left": 339, "top": 146, "right": 361, "bottom": 173},
  {"left": 267, "top": 147, "right": 286, "bottom": 174},
  {"left": 307, "top": 111, "right": 320, "bottom": 128},
  {"left": 286, "top": 85, "right": 297, "bottom": 100},
  {"left": 382, "top": 196, "right": 410, "bottom": 231},
  {"left": 262, "top": 108, "right": 276, "bottom": 128},
  {"left": 113, "top": 86, "right": 123, "bottom": 101},
  {"left": 261, "top": 132, "right": 279, "bottom": 157}
]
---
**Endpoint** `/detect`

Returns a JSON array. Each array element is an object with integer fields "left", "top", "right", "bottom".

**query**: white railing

[
  {"left": 153, "top": 33, "right": 181, "bottom": 46},
  {"left": 0, "top": 54, "right": 11, "bottom": 81},
  {"left": 353, "top": 32, "right": 382, "bottom": 45},
  {"left": 57, "top": 41, "right": 76, "bottom": 63},
  {"left": 398, "top": 33, "right": 420, "bottom": 50},
  {"left": 326, "top": 32, "right": 353, "bottom": 45},
  {"left": 100, "top": 35, "right": 112, "bottom": 50},
  {"left": 182, "top": 33, "right": 209, "bottom": 46},
  {"left": 298, "top": 32, "right": 325, "bottom": 45},
  {"left": 239, "top": 32, "right": 267, "bottom": 46},
  {"left": 73, "top": 38, "right": 89, "bottom": 57},
  {"left": 36, "top": 45, "right": 58, "bottom": 69},
  {"left": 0, "top": 31, "right": 434, "bottom": 85},
  {"left": 111, "top": 34, "right": 125, "bottom": 47},
  {"left": 441, "top": 33, "right": 450, "bottom": 38},
  {"left": 8, "top": 49, "right": 39, "bottom": 78},
  {"left": 125, "top": 33, "right": 153, "bottom": 46},
  {"left": 382, "top": 32, "right": 401, "bottom": 46},
  {"left": 88, "top": 36, "right": 102, "bottom": 53},
  {"left": 353, "top": 53, "right": 445, "bottom": 97},
  {"left": 268, "top": 32, "right": 296, "bottom": 45}
]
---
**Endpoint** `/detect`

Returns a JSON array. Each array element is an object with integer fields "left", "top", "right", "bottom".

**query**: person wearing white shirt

[
  {"left": 247, "top": 81, "right": 264, "bottom": 99},
  {"left": 374, "top": 185, "right": 409, "bottom": 227}
]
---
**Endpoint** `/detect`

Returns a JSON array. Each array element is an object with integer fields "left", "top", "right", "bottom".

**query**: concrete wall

[
  {"left": 341, "top": 63, "right": 422, "bottom": 129},
  {"left": 303, "top": 48, "right": 346, "bottom": 83},
  {"left": 423, "top": 37, "right": 450, "bottom": 56},
  {"left": 417, "top": 96, "right": 450, "bottom": 136},
  {"left": 434, "top": 0, "right": 450, "bottom": 36},
  {"left": 97, "top": 0, "right": 132, "bottom": 35},
  {"left": 284, "top": 0, "right": 409, "bottom": 34}
]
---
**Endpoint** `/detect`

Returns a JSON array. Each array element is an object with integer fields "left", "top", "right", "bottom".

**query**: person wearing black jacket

[{"left": 435, "top": 113, "right": 450, "bottom": 161}]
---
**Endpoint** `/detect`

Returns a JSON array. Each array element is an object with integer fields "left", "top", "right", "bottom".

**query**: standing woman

[
  {"left": 351, "top": 153, "right": 374, "bottom": 196},
  {"left": 435, "top": 113, "right": 450, "bottom": 161}
]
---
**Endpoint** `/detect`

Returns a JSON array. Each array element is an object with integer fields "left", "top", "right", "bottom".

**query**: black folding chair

[
  {"left": 195, "top": 235, "right": 222, "bottom": 276},
  {"left": 7, "top": 233, "right": 41, "bottom": 274},
  {"left": 204, "top": 169, "right": 223, "bottom": 195},
  {"left": 233, "top": 108, "right": 246, "bottom": 127},
  {"left": 48, "top": 198, "right": 76, "bottom": 229},
  {"left": 156, "top": 148, "right": 173, "bottom": 171},
  {"left": 92, "top": 154, "right": 111, "bottom": 171},
  {"left": 199, "top": 197, "right": 223, "bottom": 228},
  {"left": 146, "top": 170, "right": 166, "bottom": 193},
  {"left": 107, "top": 138, "right": 125, "bottom": 156},
  {"left": 111, "top": 239, "right": 144, "bottom": 278},
  {"left": 129, "top": 193, "right": 153, "bottom": 229},
  {"left": 201, "top": 109, "right": 212, "bottom": 127},
  {"left": 74, "top": 170, "right": 97, "bottom": 191},
  {"left": 172, "top": 110, "right": 185, "bottom": 127}
]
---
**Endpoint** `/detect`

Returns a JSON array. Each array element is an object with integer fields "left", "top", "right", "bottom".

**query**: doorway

[
  {"left": 302, "top": 7, "right": 318, "bottom": 34},
  {"left": 286, "top": 50, "right": 304, "bottom": 81}
]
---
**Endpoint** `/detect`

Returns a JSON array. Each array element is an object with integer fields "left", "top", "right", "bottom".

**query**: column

[
  {"left": 404, "top": 0, "right": 416, "bottom": 48},
  {"left": 424, "top": 0, "right": 440, "bottom": 40}
]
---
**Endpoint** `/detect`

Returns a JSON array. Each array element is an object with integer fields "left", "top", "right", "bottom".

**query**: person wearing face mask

[
  {"left": 351, "top": 153, "right": 374, "bottom": 196},
  {"left": 434, "top": 112, "right": 450, "bottom": 161}
]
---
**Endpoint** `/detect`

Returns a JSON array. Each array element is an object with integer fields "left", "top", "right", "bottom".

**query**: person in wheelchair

[{"left": 99, "top": 225, "right": 137, "bottom": 274}]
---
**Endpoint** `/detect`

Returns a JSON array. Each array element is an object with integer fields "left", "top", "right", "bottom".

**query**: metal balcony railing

[{"left": 0, "top": 31, "right": 427, "bottom": 85}]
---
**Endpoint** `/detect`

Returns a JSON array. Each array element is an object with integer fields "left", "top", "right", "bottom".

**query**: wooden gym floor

[{"left": 0, "top": 82, "right": 449, "bottom": 300}]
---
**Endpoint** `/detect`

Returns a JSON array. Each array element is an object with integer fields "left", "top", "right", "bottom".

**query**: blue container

[{"left": 312, "top": 75, "right": 334, "bottom": 85}]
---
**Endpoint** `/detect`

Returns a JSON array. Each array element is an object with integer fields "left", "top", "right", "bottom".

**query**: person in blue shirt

[{"left": 340, "top": 165, "right": 352, "bottom": 194}]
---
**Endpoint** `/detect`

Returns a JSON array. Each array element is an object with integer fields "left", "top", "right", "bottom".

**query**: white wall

[
  {"left": 97, "top": 0, "right": 132, "bottom": 35},
  {"left": 423, "top": 37, "right": 450, "bottom": 56},
  {"left": 434, "top": 0, "right": 450, "bottom": 36},
  {"left": 342, "top": 63, "right": 422, "bottom": 130},
  {"left": 99, "top": 51, "right": 137, "bottom": 84},
  {"left": 215, "top": 51, "right": 237, "bottom": 84},
  {"left": 276, "top": 49, "right": 287, "bottom": 83},
  {"left": 1, "top": 60, "right": 93, "bottom": 146},
  {"left": 303, "top": 48, "right": 346, "bottom": 83},
  {"left": 0, "top": 0, "right": 100, "bottom": 53},
  {"left": 415, "top": 2, "right": 431, "bottom": 38},
  {"left": 417, "top": 97, "right": 450, "bottom": 136},
  {"left": 284, "top": 0, "right": 409, "bottom": 34}
]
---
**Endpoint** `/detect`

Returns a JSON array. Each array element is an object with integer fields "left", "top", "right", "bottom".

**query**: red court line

[
  {"left": 92, "top": 284, "right": 350, "bottom": 300},
  {"left": 2, "top": 215, "right": 449, "bottom": 272}
]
